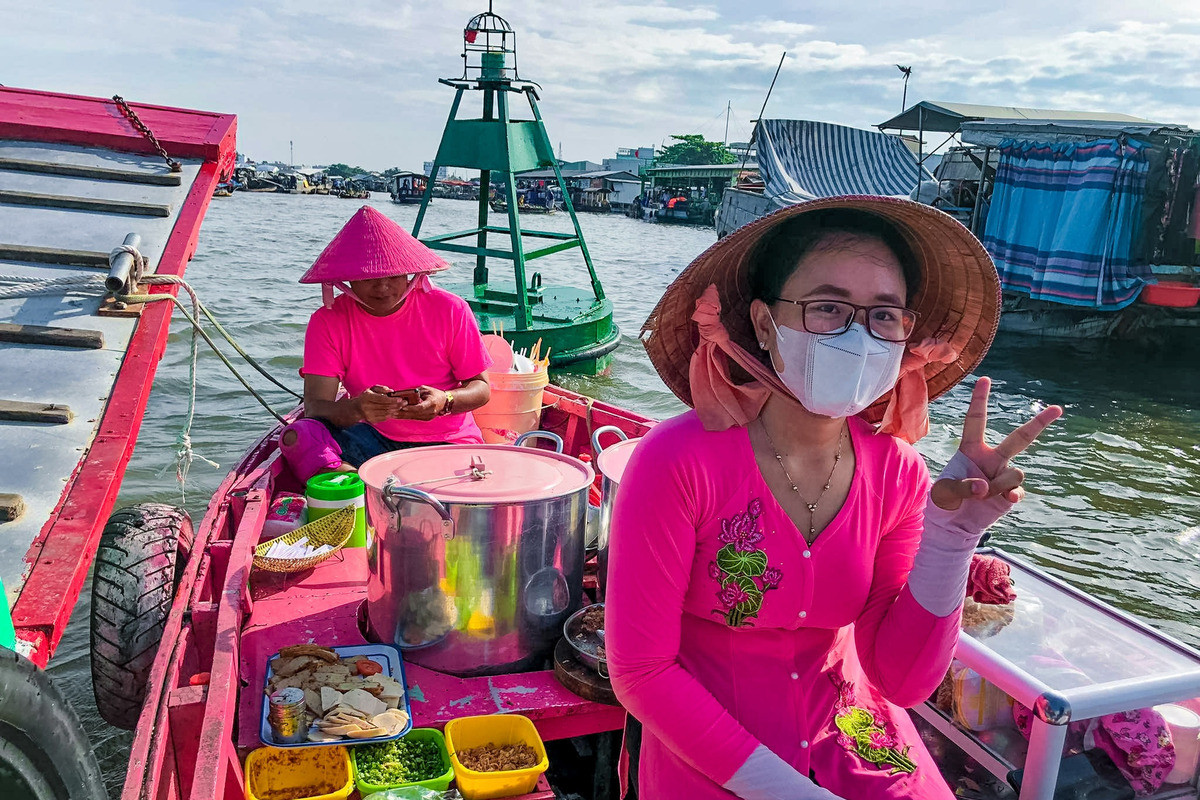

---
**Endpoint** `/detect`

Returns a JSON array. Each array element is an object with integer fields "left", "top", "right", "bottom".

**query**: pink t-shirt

[{"left": 302, "top": 287, "right": 492, "bottom": 443}]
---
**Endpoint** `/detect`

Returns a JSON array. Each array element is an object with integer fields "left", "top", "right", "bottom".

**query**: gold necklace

[{"left": 760, "top": 421, "right": 846, "bottom": 538}]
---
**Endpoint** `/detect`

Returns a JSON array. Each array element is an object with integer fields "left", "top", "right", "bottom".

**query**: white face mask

[{"left": 768, "top": 315, "right": 904, "bottom": 418}]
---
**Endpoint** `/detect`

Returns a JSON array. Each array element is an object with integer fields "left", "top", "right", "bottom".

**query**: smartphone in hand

[{"left": 387, "top": 388, "right": 422, "bottom": 405}]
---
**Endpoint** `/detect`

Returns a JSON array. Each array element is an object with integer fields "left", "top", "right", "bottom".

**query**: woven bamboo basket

[{"left": 253, "top": 504, "right": 356, "bottom": 573}]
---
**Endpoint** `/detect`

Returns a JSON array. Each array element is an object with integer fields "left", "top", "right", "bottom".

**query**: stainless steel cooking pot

[
  {"left": 591, "top": 426, "right": 643, "bottom": 600},
  {"left": 358, "top": 432, "right": 593, "bottom": 677}
]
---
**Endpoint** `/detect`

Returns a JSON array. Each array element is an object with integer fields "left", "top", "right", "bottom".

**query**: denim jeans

[{"left": 315, "top": 419, "right": 444, "bottom": 467}]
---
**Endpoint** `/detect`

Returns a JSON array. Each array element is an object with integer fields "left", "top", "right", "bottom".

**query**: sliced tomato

[{"left": 356, "top": 659, "right": 383, "bottom": 676}]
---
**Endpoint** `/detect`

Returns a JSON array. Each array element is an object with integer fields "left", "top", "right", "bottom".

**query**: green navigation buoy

[{"left": 411, "top": 4, "right": 620, "bottom": 375}]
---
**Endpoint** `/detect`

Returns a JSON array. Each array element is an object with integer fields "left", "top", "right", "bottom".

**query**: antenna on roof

[
  {"left": 740, "top": 52, "right": 786, "bottom": 174},
  {"left": 897, "top": 65, "right": 913, "bottom": 111}
]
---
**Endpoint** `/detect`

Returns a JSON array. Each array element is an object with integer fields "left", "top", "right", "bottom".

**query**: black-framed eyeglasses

[{"left": 772, "top": 298, "right": 919, "bottom": 342}]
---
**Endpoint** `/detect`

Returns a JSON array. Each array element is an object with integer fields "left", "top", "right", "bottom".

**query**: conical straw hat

[
  {"left": 299, "top": 206, "right": 449, "bottom": 284},
  {"left": 641, "top": 195, "right": 1001, "bottom": 424}
]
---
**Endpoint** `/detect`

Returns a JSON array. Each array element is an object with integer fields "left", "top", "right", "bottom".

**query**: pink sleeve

[
  {"left": 446, "top": 297, "right": 492, "bottom": 381},
  {"left": 302, "top": 308, "right": 345, "bottom": 380},
  {"left": 853, "top": 455, "right": 961, "bottom": 707},
  {"left": 605, "top": 424, "right": 760, "bottom": 786}
]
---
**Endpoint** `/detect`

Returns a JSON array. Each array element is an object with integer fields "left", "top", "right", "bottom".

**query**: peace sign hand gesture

[
  {"left": 907, "top": 377, "right": 1063, "bottom": 617},
  {"left": 931, "top": 376, "right": 1063, "bottom": 513}
]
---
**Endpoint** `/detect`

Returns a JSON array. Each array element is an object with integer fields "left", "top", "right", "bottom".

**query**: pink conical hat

[{"left": 299, "top": 206, "right": 449, "bottom": 284}]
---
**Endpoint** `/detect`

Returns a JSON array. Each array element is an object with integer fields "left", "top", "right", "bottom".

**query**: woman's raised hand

[{"left": 931, "top": 377, "right": 1062, "bottom": 511}]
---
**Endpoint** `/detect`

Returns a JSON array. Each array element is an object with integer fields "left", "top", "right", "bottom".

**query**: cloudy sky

[{"left": 4, "top": 1, "right": 1199, "bottom": 171}]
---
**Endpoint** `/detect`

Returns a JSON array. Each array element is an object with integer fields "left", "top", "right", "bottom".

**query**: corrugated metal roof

[
  {"left": 647, "top": 163, "right": 750, "bottom": 179},
  {"left": 877, "top": 101, "right": 1165, "bottom": 133}
]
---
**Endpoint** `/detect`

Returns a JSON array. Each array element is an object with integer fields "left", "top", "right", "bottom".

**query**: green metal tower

[{"left": 411, "top": 5, "right": 619, "bottom": 374}]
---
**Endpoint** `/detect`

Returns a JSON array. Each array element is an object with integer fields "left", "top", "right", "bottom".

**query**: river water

[{"left": 41, "top": 194, "right": 1199, "bottom": 796}]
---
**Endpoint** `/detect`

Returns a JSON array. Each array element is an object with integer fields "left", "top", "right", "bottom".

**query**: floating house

[{"left": 879, "top": 101, "right": 1200, "bottom": 342}]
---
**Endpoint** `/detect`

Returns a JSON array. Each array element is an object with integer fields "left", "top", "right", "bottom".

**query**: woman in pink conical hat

[{"left": 279, "top": 206, "right": 492, "bottom": 481}]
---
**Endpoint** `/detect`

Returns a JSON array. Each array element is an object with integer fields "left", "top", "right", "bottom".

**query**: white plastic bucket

[{"left": 473, "top": 370, "right": 550, "bottom": 444}]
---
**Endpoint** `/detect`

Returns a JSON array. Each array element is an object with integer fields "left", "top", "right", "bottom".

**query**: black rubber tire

[
  {"left": 0, "top": 646, "right": 106, "bottom": 800},
  {"left": 89, "top": 503, "right": 193, "bottom": 730}
]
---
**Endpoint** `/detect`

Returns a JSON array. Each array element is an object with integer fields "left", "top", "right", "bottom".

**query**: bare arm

[{"left": 302, "top": 374, "right": 402, "bottom": 427}]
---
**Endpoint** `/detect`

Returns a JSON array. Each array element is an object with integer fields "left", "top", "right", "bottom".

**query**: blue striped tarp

[
  {"left": 982, "top": 138, "right": 1151, "bottom": 309},
  {"left": 756, "top": 120, "right": 928, "bottom": 204}
]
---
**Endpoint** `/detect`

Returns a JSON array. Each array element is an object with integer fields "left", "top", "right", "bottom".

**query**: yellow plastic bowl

[
  {"left": 244, "top": 746, "right": 353, "bottom": 800},
  {"left": 444, "top": 714, "right": 549, "bottom": 800}
]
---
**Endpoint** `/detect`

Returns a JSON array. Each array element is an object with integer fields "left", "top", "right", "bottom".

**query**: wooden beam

[
  {"left": 0, "top": 400, "right": 73, "bottom": 424},
  {"left": 0, "top": 322, "right": 104, "bottom": 349},
  {"left": 0, "top": 157, "right": 182, "bottom": 186},
  {"left": 0, "top": 493, "right": 24, "bottom": 522},
  {"left": 0, "top": 189, "right": 171, "bottom": 217},
  {"left": 0, "top": 243, "right": 109, "bottom": 267}
]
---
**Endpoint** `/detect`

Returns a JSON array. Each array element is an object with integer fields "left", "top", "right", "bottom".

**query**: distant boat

[
  {"left": 715, "top": 119, "right": 925, "bottom": 238},
  {"left": 389, "top": 172, "right": 428, "bottom": 204}
]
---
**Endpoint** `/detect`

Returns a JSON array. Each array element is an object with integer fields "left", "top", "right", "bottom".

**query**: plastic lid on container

[
  {"left": 594, "top": 437, "right": 642, "bottom": 485},
  {"left": 359, "top": 445, "right": 594, "bottom": 503},
  {"left": 306, "top": 471, "right": 365, "bottom": 501}
]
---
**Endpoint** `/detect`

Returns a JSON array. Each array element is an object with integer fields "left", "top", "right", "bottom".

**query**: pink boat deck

[
  {"left": 125, "top": 388, "right": 654, "bottom": 800},
  {"left": 235, "top": 549, "right": 626, "bottom": 748}
]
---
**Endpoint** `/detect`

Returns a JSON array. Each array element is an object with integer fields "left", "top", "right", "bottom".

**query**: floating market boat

[
  {"left": 490, "top": 191, "right": 556, "bottom": 214},
  {"left": 119, "top": 385, "right": 655, "bottom": 799},
  {"left": 389, "top": 172, "right": 429, "bottom": 204},
  {"left": 0, "top": 85, "right": 234, "bottom": 798},
  {"left": 876, "top": 105, "right": 1200, "bottom": 344},
  {"left": 110, "top": 369, "right": 1200, "bottom": 800}
]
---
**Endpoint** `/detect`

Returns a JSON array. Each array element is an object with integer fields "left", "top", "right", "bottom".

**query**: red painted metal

[
  {"left": 0, "top": 87, "right": 237, "bottom": 178},
  {"left": 6, "top": 85, "right": 236, "bottom": 667},
  {"left": 124, "top": 386, "right": 655, "bottom": 799}
]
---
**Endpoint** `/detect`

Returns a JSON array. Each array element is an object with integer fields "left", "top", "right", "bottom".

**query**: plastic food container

[
  {"left": 307, "top": 472, "right": 368, "bottom": 547},
  {"left": 444, "top": 714, "right": 549, "bottom": 800},
  {"left": 351, "top": 728, "right": 455, "bottom": 795},
  {"left": 259, "top": 643, "right": 412, "bottom": 748},
  {"left": 244, "top": 746, "right": 353, "bottom": 800},
  {"left": 1141, "top": 281, "right": 1200, "bottom": 307}
]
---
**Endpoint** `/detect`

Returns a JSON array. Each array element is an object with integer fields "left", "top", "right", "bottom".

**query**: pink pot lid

[
  {"left": 594, "top": 437, "right": 642, "bottom": 484},
  {"left": 358, "top": 444, "right": 594, "bottom": 503}
]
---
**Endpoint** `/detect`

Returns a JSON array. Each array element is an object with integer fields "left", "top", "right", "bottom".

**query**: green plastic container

[
  {"left": 352, "top": 728, "right": 455, "bottom": 795},
  {"left": 306, "top": 472, "right": 367, "bottom": 548}
]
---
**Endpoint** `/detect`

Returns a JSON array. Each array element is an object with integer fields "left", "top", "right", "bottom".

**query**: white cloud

[{"left": 1, "top": 0, "right": 1197, "bottom": 168}]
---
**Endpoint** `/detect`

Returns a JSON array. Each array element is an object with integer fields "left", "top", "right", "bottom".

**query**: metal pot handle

[
  {"left": 591, "top": 425, "right": 628, "bottom": 455},
  {"left": 514, "top": 430, "right": 564, "bottom": 453},
  {"left": 383, "top": 479, "right": 455, "bottom": 540}
]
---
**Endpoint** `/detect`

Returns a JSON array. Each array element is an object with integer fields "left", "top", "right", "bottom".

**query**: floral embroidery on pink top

[
  {"left": 832, "top": 677, "right": 917, "bottom": 775},
  {"left": 709, "top": 499, "right": 782, "bottom": 627}
]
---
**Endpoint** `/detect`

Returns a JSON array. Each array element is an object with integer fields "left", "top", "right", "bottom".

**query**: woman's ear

[{"left": 749, "top": 299, "right": 774, "bottom": 352}]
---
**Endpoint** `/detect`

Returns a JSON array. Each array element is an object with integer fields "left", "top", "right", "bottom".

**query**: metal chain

[{"left": 111, "top": 95, "right": 182, "bottom": 172}]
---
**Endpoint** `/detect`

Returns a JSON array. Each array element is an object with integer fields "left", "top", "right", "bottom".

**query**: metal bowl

[{"left": 562, "top": 603, "right": 607, "bottom": 678}]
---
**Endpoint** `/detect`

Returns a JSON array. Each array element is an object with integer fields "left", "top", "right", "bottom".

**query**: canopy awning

[
  {"left": 959, "top": 119, "right": 1196, "bottom": 147},
  {"left": 754, "top": 119, "right": 929, "bottom": 204},
  {"left": 877, "top": 101, "right": 1163, "bottom": 133}
]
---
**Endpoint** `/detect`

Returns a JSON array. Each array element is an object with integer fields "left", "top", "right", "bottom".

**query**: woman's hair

[{"left": 747, "top": 208, "right": 922, "bottom": 305}]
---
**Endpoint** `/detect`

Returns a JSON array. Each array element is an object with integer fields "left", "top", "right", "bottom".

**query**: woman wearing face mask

[
  {"left": 278, "top": 206, "right": 492, "bottom": 482},
  {"left": 606, "top": 197, "right": 1062, "bottom": 799}
]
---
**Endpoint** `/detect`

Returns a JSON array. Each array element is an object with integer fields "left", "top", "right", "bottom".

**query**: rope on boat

[
  {"left": 135, "top": 276, "right": 301, "bottom": 400},
  {"left": 116, "top": 284, "right": 291, "bottom": 425},
  {"left": 0, "top": 273, "right": 108, "bottom": 298}
]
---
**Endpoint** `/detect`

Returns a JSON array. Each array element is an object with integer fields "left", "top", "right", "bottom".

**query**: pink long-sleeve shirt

[{"left": 606, "top": 411, "right": 960, "bottom": 799}]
